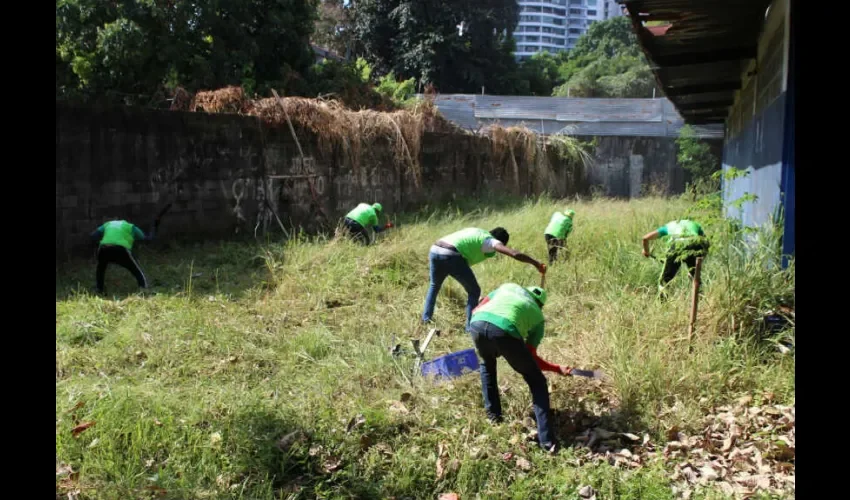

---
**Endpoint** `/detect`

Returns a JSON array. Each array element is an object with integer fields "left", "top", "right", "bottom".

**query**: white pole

[{"left": 482, "top": 86, "right": 485, "bottom": 95}]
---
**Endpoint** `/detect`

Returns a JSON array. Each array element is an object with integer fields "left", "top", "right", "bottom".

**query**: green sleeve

[
  {"left": 368, "top": 211, "right": 378, "bottom": 227},
  {"left": 656, "top": 226, "right": 668, "bottom": 236},
  {"left": 527, "top": 321, "right": 544, "bottom": 348}
]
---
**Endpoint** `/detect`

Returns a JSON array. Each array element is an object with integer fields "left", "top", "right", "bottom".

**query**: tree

[
  {"left": 353, "top": 0, "right": 521, "bottom": 94},
  {"left": 56, "top": 0, "right": 318, "bottom": 101},
  {"left": 551, "top": 16, "right": 657, "bottom": 98},
  {"left": 676, "top": 125, "right": 720, "bottom": 182},
  {"left": 516, "top": 51, "right": 569, "bottom": 96},
  {"left": 312, "top": 1, "right": 355, "bottom": 58}
]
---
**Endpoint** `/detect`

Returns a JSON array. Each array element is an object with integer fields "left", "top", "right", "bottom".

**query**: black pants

[
  {"left": 544, "top": 234, "right": 565, "bottom": 265},
  {"left": 96, "top": 245, "right": 148, "bottom": 293},
  {"left": 342, "top": 217, "right": 370, "bottom": 245},
  {"left": 468, "top": 321, "right": 554, "bottom": 448},
  {"left": 660, "top": 252, "right": 698, "bottom": 285}
]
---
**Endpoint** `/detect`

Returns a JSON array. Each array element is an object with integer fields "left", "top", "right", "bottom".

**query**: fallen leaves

[
  {"left": 71, "top": 421, "right": 95, "bottom": 438},
  {"left": 209, "top": 432, "right": 222, "bottom": 447},
  {"left": 662, "top": 401, "right": 795, "bottom": 498},
  {"left": 144, "top": 485, "right": 168, "bottom": 497},
  {"left": 435, "top": 442, "right": 460, "bottom": 480},
  {"left": 321, "top": 456, "right": 342, "bottom": 474},
  {"left": 66, "top": 401, "right": 85, "bottom": 414},
  {"left": 388, "top": 401, "right": 409, "bottom": 415},
  {"left": 545, "top": 395, "right": 793, "bottom": 498},
  {"left": 56, "top": 463, "right": 81, "bottom": 497},
  {"left": 515, "top": 457, "right": 532, "bottom": 471},
  {"left": 578, "top": 485, "right": 596, "bottom": 499},
  {"left": 438, "top": 493, "right": 459, "bottom": 500}
]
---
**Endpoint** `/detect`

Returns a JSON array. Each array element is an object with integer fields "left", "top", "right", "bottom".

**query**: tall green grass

[{"left": 56, "top": 196, "right": 794, "bottom": 499}]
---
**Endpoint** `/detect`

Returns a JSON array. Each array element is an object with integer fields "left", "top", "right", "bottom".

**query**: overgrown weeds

[{"left": 56, "top": 197, "right": 793, "bottom": 499}]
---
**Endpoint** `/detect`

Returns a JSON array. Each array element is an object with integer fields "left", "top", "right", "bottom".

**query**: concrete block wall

[{"left": 56, "top": 102, "right": 708, "bottom": 259}]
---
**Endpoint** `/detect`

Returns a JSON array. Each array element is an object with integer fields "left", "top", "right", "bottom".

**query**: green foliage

[
  {"left": 56, "top": 0, "right": 318, "bottom": 102},
  {"left": 551, "top": 17, "right": 656, "bottom": 98},
  {"left": 313, "top": 0, "right": 355, "bottom": 57},
  {"left": 676, "top": 125, "right": 720, "bottom": 182},
  {"left": 356, "top": 57, "right": 373, "bottom": 83},
  {"left": 548, "top": 134, "right": 593, "bottom": 167},
  {"left": 376, "top": 72, "right": 417, "bottom": 106},
  {"left": 516, "top": 51, "right": 569, "bottom": 96},
  {"left": 309, "top": 57, "right": 392, "bottom": 109},
  {"left": 353, "top": 0, "right": 522, "bottom": 94}
]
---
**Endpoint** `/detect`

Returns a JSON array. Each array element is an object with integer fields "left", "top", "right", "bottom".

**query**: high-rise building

[
  {"left": 514, "top": 0, "right": 605, "bottom": 60},
  {"left": 603, "top": 0, "right": 627, "bottom": 20}
]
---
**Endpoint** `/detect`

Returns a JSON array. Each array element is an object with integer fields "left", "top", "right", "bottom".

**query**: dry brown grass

[
  {"left": 178, "top": 87, "right": 460, "bottom": 183},
  {"left": 174, "top": 87, "right": 589, "bottom": 194},
  {"left": 189, "top": 86, "right": 248, "bottom": 114},
  {"left": 486, "top": 125, "right": 573, "bottom": 193}
]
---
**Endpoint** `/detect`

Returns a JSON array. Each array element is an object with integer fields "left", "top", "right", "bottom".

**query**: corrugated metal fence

[{"left": 422, "top": 94, "right": 725, "bottom": 139}]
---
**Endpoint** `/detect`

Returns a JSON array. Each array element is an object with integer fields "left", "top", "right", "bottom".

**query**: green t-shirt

[
  {"left": 98, "top": 220, "right": 144, "bottom": 250},
  {"left": 657, "top": 220, "right": 704, "bottom": 241},
  {"left": 346, "top": 203, "right": 379, "bottom": 228},
  {"left": 470, "top": 283, "right": 545, "bottom": 347},
  {"left": 441, "top": 228, "right": 498, "bottom": 266},
  {"left": 657, "top": 220, "right": 709, "bottom": 257},
  {"left": 544, "top": 212, "right": 573, "bottom": 239}
]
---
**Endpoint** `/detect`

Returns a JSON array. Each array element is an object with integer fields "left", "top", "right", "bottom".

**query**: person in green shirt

[
  {"left": 544, "top": 208, "right": 575, "bottom": 264},
  {"left": 422, "top": 227, "right": 546, "bottom": 330},
  {"left": 469, "top": 283, "right": 572, "bottom": 453},
  {"left": 90, "top": 219, "right": 155, "bottom": 294},
  {"left": 342, "top": 202, "right": 392, "bottom": 245},
  {"left": 642, "top": 219, "right": 710, "bottom": 297}
]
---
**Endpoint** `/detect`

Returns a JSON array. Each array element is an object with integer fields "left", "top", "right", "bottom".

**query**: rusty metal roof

[
  {"left": 421, "top": 94, "right": 724, "bottom": 139},
  {"left": 619, "top": 0, "right": 772, "bottom": 125}
]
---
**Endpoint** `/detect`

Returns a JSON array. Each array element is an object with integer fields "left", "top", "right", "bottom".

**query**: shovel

[
  {"left": 566, "top": 367, "right": 607, "bottom": 380},
  {"left": 412, "top": 327, "right": 440, "bottom": 371}
]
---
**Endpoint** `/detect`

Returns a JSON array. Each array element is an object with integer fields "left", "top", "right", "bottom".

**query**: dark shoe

[
  {"left": 540, "top": 441, "right": 558, "bottom": 454},
  {"left": 487, "top": 414, "right": 503, "bottom": 424}
]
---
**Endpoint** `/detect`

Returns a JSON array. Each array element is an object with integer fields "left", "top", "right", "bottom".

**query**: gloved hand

[
  {"left": 559, "top": 365, "right": 573, "bottom": 376},
  {"left": 537, "top": 262, "right": 547, "bottom": 275},
  {"left": 384, "top": 222, "right": 394, "bottom": 229}
]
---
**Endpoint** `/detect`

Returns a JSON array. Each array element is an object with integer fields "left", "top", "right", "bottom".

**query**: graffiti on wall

[
  {"left": 221, "top": 156, "right": 329, "bottom": 234},
  {"left": 149, "top": 153, "right": 214, "bottom": 203},
  {"left": 333, "top": 166, "right": 385, "bottom": 212}
]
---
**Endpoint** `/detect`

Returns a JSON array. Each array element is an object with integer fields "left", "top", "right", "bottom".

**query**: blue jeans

[
  {"left": 468, "top": 320, "right": 555, "bottom": 448},
  {"left": 421, "top": 251, "right": 481, "bottom": 329}
]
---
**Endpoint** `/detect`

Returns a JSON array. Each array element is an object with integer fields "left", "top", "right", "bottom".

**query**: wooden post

[{"left": 687, "top": 257, "right": 704, "bottom": 351}]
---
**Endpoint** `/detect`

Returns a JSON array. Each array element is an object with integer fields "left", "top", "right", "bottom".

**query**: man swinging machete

[
  {"left": 90, "top": 204, "right": 170, "bottom": 295},
  {"left": 469, "top": 283, "right": 572, "bottom": 453}
]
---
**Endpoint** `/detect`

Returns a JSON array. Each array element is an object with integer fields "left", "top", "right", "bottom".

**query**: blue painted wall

[
  {"left": 721, "top": 2, "right": 794, "bottom": 268},
  {"left": 780, "top": 0, "right": 795, "bottom": 267},
  {"left": 721, "top": 92, "right": 786, "bottom": 228}
]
